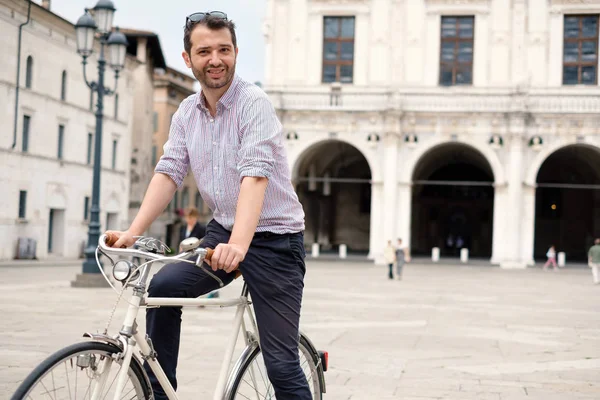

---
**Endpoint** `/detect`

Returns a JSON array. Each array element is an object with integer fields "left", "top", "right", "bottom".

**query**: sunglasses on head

[{"left": 186, "top": 11, "right": 228, "bottom": 28}]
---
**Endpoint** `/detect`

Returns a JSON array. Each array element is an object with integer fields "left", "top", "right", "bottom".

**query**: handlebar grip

[
  {"left": 105, "top": 232, "right": 119, "bottom": 247},
  {"left": 205, "top": 248, "right": 214, "bottom": 261}
]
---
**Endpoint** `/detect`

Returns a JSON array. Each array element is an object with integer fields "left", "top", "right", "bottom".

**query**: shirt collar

[{"left": 197, "top": 73, "right": 240, "bottom": 112}]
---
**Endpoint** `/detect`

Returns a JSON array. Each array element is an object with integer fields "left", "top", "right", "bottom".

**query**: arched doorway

[
  {"left": 411, "top": 143, "right": 495, "bottom": 258},
  {"left": 294, "top": 140, "right": 371, "bottom": 254},
  {"left": 534, "top": 145, "right": 600, "bottom": 261}
]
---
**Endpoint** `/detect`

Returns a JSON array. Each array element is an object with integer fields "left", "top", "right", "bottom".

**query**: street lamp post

[{"left": 72, "top": 0, "right": 128, "bottom": 287}]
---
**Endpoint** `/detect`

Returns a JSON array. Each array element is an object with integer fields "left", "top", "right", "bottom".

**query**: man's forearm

[
  {"left": 128, "top": 173, "right": 177, "bottom": 236},
  {"left": 229, "top": 177, "right": 268, "bottom": 250}
]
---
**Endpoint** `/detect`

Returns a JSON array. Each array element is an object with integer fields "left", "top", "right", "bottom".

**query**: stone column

[
  {"left": 521, "top": 184, "right": 537, "bottom": 266},
  {"left": 473, "top": 11, "right": 490, "bottom": 86},
  {"left": 548, "top": 9, "right": 564, "bottom": 86},
  {"left": 383, "top": 134, "right": 399, "bottom": 243},
  {"left": 396, "top": 182, "right": 412, "bottom": 249},
  {"left": 511, "top": 0, "right": 527, "bottom": 86},
  {"left": 287, "top": 0, "right": 308, "bottom": 84},
  {"left": 369, "top": 181, "right": 384, "bottom": 261},
  {"left": 423, "top": 11, "right": 440, "bottom": 86},
  {"left": 490, "top": 184, "right": 507, "bottom": 264},
  {"left": 500, "top": 115, "right": 526, "bottom": 268}
]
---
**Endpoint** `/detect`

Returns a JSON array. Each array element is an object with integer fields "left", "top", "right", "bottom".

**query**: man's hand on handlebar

[
  {"left": 208, "top": 243, "right": 246, "bottom": 274},
  {"left": 105, "top": 230, "right": 136, "bottom": 249}
]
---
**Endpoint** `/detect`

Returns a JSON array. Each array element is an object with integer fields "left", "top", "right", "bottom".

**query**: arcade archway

[
  {"left": 294, "top": 140, "right": 371, "bottom": 253},
  {"left": 534, "top": 145, "right": 600, "bottom": 261},
  {"left": 411, "top": 143, "right": 495, "bottom": 258}
]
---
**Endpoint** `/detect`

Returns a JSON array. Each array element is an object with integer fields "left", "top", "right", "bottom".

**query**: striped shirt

[{"left": 155, "top": 74, "right": 305, "bottom": 234}]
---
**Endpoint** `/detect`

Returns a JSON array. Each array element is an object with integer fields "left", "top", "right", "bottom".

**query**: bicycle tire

[
  {"left": 225, "top": 335, "right": 323, "bottom": 400},
  {"left": 10, "top": 341, "right": 152, "bottom": 400}
]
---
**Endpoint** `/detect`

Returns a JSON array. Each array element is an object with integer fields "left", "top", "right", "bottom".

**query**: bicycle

[{"left": 11, "top": 233, "right": 328, "bottom": 400}]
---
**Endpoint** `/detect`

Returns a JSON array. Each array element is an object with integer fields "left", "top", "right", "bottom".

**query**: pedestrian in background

[
  {"left": 384, "top": 240, "right": 395, "bottom": 280},
  {"left": 588, "top": 238, "right": 600, "bottom": 284},
  {"left": 543, "top": 245, "right": 558, "bottom": 271},
  {"left": 395, "top": 238, "right": 411, "bottom": 280}
]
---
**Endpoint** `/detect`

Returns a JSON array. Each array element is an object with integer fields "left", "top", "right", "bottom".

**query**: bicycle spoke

[
  {"left": 50, "top": 370, "right": 58, "bottom": 400},
  {"left": 37, "top": 380, "right": 53, "bottom": 400},
  {"left": 64, "top": 362, "right": 73, "bottom": 400},
  {"left": 101, "top": 366, "right": 120, "bottom": 399},
  {"left": 120, "top": 385, "right": 136, "bottom": 400}
]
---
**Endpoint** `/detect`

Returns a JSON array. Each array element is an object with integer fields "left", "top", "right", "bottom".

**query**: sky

[{"left": 48, "top": 0, "right": 267, "bottom": 84}]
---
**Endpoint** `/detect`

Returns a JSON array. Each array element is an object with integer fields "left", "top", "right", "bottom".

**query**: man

[
  {"left": 395, "top": 238, "right": 411, "bottom": 280},
  {"left": 588, "top": 238, "right": 600, "bottom": 284},
  {"left": 106, "top": 11, "right": 311, "bottom": 399}
]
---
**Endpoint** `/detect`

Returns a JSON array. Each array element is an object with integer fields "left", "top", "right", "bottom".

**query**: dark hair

[{"left": 184, "top": 15, "right": 237, "bottom": 54}]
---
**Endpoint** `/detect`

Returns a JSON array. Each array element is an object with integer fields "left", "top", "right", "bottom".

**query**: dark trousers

[
  {"left": 388, "top": 263, "right": 393, "bottom": 279},
  {"left": 144, "top": 220, "right": 311, "bottom": 399}
]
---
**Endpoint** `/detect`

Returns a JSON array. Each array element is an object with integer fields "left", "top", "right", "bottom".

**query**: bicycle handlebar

[{"left": 99, "top": 233, "right": 214, "bottom": 264}]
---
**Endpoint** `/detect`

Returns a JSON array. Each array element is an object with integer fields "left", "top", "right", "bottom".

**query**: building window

[
  {"left": 111, "top": 139, "right": 117, "bottom": 169},
  {"left": 60, "top": 70, "right": 67, "bottom": 101},
  {"left": 87, "top": 133, "right": 93, "bottom": 164},
  {"left": 114, "top": 94, "right": 119, "bottom": 119},
  {"left": 25, "top": 56, "right": 33, "bottom": 88},
  {"left": 563, "top": 15, "right": 599, "bottom": 85},
  {"left": 439, "top": 16, "right": 474, "bottom": 86},
  {"left": 84, "top": 196, "right": 90, "bottom": 220},
  {"left": 57, "top": 124, "right": 64, "bottom": 159},
  {"left": 322, "top": 16, "right": 355, "bottom": 83},
  {"left": 18, "top": 190, "right": 27, "bottom": 219},
  {"left": 153, "top": 112, "right": 158, "bottom": 132},
  {"left": 22, "top": 115, "right": 30, "bottom": 152}
]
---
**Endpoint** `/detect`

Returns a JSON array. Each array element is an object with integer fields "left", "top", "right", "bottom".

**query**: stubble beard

[{"left": 193, "top": 63, "right": 236, "bottom": 89}]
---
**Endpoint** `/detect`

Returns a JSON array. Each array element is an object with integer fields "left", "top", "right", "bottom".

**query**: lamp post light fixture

[{"left": 72, "top": 0, "right": 128, "bottom": 287}]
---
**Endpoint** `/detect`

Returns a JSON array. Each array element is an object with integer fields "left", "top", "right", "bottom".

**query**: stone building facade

[
  {"left": 263, "top": 0, "right": 600, "bottom": 267},
  {"left": 0, "top": 0, "right": 136, "bottom": 260}
]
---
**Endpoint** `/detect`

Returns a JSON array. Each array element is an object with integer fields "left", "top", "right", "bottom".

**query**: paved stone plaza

[{"left": 1, "top": 261, "right": 599, "bottom": 399}]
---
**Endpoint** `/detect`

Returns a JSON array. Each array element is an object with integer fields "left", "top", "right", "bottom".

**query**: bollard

[
  {"left": 311, "top": 243, "right": 320, "bottom": 258},
  {"left": 432, "top": 247, "right": 440, "bottom": 262},
  {"left": 339, "top": 244, "right": 347, "bottom": 259},
  {"left": 460, "top": 248, "right": 469, "bottom": 263},
  {"left": 558, "top": 252, "right": 566, "bottom": 267}
]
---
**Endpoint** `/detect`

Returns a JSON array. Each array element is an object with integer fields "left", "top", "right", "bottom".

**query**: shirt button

[
  {"left": 213, "top": 166, "right": 218, "bottom": 170},
  {"left": 215, "top": 190, "right": 220, "bottom": 195},
  {"left": 213, "top": 141, "right": 217, "bottom": 146},
  {"left": 210, "top": 119, "right": 214, "bottom": 123}
]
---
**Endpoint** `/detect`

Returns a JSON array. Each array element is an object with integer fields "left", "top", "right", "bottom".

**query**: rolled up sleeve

[
  {"left": 237, "top": 96, "right": 281, "bottom": 180},
  {"left": 154, "top": 108, "right": 189, "bottom": 188}
]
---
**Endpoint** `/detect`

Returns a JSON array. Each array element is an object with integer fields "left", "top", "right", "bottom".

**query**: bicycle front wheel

[
  {"left": 11, "top": 341, "right": 151, "bottom": 400},
  {"left": 226, "top": 335, "right": 322, "bottom": 399}
]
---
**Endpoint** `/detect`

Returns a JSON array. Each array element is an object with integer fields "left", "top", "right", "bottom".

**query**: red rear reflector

[{"left": 319, "top": 351, "right": 328, "bottom": 371}]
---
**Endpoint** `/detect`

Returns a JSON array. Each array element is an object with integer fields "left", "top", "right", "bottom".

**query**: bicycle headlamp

[{"left": 112, "top": 260, "right": 133, "bottom": 282}]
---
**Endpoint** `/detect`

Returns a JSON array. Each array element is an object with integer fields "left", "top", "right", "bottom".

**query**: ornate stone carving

[
  {"left": 404, "top": 133, "right": 418, "bottom": 148},
  {"left": 528, "top": 135, "right": 543, "bottom": 151},
  {"left": 489, "top": 134, "right": 504, "bottom": 149},
  {"left": 367, "top": 133, "right": 380, "bottom": 148}
]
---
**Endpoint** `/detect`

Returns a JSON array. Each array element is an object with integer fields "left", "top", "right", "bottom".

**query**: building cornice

[{"left": 424, "top": 0, "right": 491, "bottom": 15}]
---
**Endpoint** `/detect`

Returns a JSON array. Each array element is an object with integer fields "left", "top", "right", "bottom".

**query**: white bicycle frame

[{"left": 95, "top": 235, "right": 262, "bottom": 400}]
